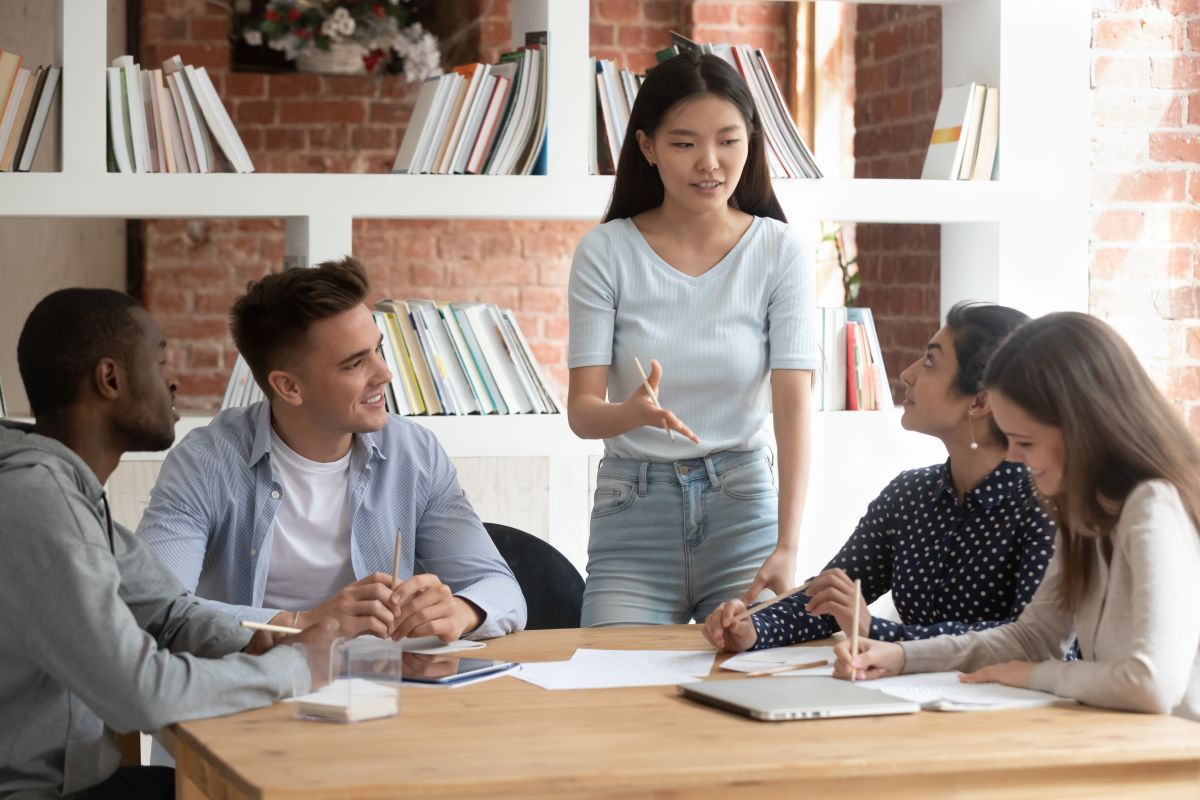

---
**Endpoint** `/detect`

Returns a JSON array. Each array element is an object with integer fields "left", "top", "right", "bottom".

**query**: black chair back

[{"left": 484, "top": 522, "right": 584, "bottom": 630}]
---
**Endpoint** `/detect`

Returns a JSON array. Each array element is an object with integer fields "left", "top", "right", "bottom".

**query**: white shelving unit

[{"left": 6, "top": 0, "right": 1089, "bottom": 576}]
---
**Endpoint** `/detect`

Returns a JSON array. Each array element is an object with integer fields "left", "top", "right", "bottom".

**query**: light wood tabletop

[{"left": 170, "top": 625, "right": 1200, "bottom": 799}]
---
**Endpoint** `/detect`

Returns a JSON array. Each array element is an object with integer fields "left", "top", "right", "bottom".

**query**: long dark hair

[
  {"left": 603, "top": 50, "right": 784, "bottom": 223},
  {"left": 944, "top": 301, "right": 1030, "bottom": 446},
  {"left": 984, "top": 312, "right": 1200, "bottom": 612}
]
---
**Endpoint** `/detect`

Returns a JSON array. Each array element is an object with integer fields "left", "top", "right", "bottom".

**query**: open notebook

[{"left": 864, "top": 672, "right": 1076, "bottom": 712}]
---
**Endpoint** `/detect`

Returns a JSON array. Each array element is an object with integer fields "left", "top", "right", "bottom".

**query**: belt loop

[
  {"left": 638, "top": 461, "right": 648, "bottom": 497},
  {"left": 703, "top": 456, "right": 720, "bottom": 491}
]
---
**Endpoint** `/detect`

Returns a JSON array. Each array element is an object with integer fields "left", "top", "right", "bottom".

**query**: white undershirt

[{"left": 262, "top": 428, "right": 357, "bottom": 612}]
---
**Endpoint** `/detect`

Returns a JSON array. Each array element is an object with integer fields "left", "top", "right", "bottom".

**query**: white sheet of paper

[
  {"left": 771, "top": 665, "right": 836, "bottom": 677},
  {"left": 720, "top": 645, "right": 837, "bottom": 673},
  {"left": 570, "top": 649, "right": 716, "bottom": 678},
  {"left": 861, "top": 671, "right": 1075, "bottom": 711},
  {"left": 514, "top": 660, "right": 700, "bottom": 690},
  {"left": 287, "top": 678, "right": 397, "bottom": 706}
]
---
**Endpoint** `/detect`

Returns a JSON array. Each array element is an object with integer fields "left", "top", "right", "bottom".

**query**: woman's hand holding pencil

[{"left": 627, "top": 358, "right": 701, "bottom": 444}]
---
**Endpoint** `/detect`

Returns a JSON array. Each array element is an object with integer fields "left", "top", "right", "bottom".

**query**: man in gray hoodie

[{"left": 0, "top": 289, "right": 338, "bottom": 800}]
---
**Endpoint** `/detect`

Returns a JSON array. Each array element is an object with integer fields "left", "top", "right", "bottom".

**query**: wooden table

[{"left": 170, "top": 626, "right": 1200, "bottom": 799}]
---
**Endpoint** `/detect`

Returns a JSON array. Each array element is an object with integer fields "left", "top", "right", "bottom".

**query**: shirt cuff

[
  {"left": 453, "top": 579, "right": 525, "bottom": 640},
  {"left": 898, "top": 635, "right": 957, "bottom": 674}
]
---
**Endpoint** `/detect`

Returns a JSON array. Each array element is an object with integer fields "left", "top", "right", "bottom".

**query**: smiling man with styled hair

[{"left": 138, "top": 257, "right": 526, "bottom": 642}]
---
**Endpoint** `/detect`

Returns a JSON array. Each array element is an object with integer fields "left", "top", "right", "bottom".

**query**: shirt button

[
  {"left": 678, "top": 465, "right": 689, "bottom": 475},
  {"left": 250, "top": 548, "right": 257, "bottom": 557},
  {"left": 271, "top": 490, "right": 281, "bottom": 499}
]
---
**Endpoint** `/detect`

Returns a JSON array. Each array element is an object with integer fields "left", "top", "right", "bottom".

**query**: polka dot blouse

[{"left": 750, "top": 460, "right": 1056, "bottom": 649}]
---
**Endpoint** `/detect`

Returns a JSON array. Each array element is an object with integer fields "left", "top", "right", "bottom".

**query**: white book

[
  {"left": 436, "top": 63, "right": 485, "bottom": 174},
  {"left": 164, "top": 57, "right": 213, "bottom": 173},
  {"left": 516, "top": 45, "right": 548, "bottom": 175},
  {"left": 113, "top": 56, "right": 151, "bottom": 173},
  {"left": 392, "top": 76, "right": 440, "bottom": 173},
  {"left": 106, "top": 68, "right": 133, "bottom": 173},
  {"left": 450, "top": 70, "right": 495, "bottom": 174},
  {"left": 16, "top": 65, "right": 59, "bottom": 172},
  {"left": 440, "top": 303, "right": 494, "bottom": 413},
  {"left": 419, "top": 73, "right": 464, "bottom": 174},
  {"left": 971, "top": 86, "right": 1000, "bottom": 181},
  {"left": 466, "top": 63, "right": 515, "bottom": 175},
  {"left": 956, "top": 83, "right": 988, "bottom": 180},
  {"left": 594, "top": 65, "right": 622, "bottom": 171},
  {"left": 0, "top": 68, "right": 30, "bottom": 164},
  {"left": 821, "top": 307, "right": 847, "bottom": 412},
  {"left": 164, "top": 75, "right": 196, "bottom": 172},
  {"left": 485, "top": 50, "right": 535, "bottom": 175},
  {"left": 409, "top": 75, "right": 456, "bottom": 175},
  {"left": 502, "top": 308, "right": 562, "bottom": 413},
  {"left": 141, "top": 71, "right": 162, "bottom": 172},
  {"left": 503, "top": 47, "right": 543, "bottom": 175},
  {"left": 921, "top": 83, "right": 976, "bottom": 180},
  {"left": 409, "top": 300, "right": 479, "bottom": 415},
  {"left": 371, "top": 311, "right": 404, "bottom": 415},
  {"left": 151, "top": 71, "right": 178, "bottom": 173},
  {"left": 195, "top": 66, "right": 254, "bottom": 172},
  {"left": 462, "top": 303, "right": 533, "bottom": 414},
  {"left": 488, "top": 304, "right": 541, "bottom": 413},
  {"left": 167, "top": 71, "right": 208, "bottom": 172}
]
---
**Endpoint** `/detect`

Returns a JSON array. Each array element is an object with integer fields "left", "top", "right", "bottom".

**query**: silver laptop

[{"left": 678, "top": 677, "right": 921, "bottom": 721}]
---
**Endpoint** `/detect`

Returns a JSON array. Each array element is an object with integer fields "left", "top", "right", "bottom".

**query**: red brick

[
  {"left": 265, "top": 128, "right": 306, "bottom": 149},
  {"left": 160, "top": 317, "right": 230, "bottom": 340},
  {"left": 469, "top": 287, "right": 520, "bottom": 308},
  {"left": 280, "top": 101, "right": 365, "bottom": 125},
  {"left": 308, "top": 127, "right": 351, "bottom": 149},
  {"left": 617, "top": 25, "right": 649, "bottom": 49},
  {"left": 190, "top": 16, "right": 231, "bottom": 42},
  {"left": 1091, "top": 92, "right": 1184, "bottom": 127},
  {"left": 1150, "top": 133, "right": 1200, "bottom": 163},
  {"left": 187, "top": 343, "right": 224, "bottom": 371},
  {"left": 1093, "top": 55, "right": 1152, "bottom": 88},
  {"left": 1171, "top": 209, "right": 1200, "bottom": 242},
  {"left": 1189, "top": 21, "right": 1200, "bottom": 51},
  {"left": 1092, "top": 170, "right": 1188, "bottom": 203},
  {"left": 453, "top": 259, "right": 539, "bottom": 287},
  {"left": 522, "top": 233, "right": 570, "bottom": 260},
  {"left": 530, "top": 341, "right": 564, "bottom": 366},
  {"left": 1159, "top": 0, "right": 1200, "bottom": 12},
  {"left": 691, "top": 3, "right": 735, "bottom": 27},
  {"left": 438, "top": 233, "right": 480, "bottom": 260},
  {"left": 1187, "top": 326, "right": 1200, "bottom": 359},
  {"left": 194, "top": 290, "right": 242, "bottom": 315},
  {"left": 147, "top": 43, "right": 229, "bottom": 71},
  {"left": 737, "top": 4, "right": 785, "bottom": 27},
  {"left": 1091, "top": 247, "right": 1193, "bottom": 281},
  {"left": 871, "top": 27, "right": 909, "bottom": 61},
  {"left": 539, "top": 260, "right": 570, "bottom": 286},
  {"left": 179, "top": 374, "right": 233, "bottom": 401},
  {"left": 478, "top": 233, "right": 521, "bottom": 259},
  {"left": 412, "top": 263, "right": 447, "bottom": 285},
  {"left": 590, "top": 23, "right": 614, "bottom": 47},
  {"left": 1191, "top": 172, "right": 1200, "bottom": 204},
  {"left": 370, "top": 102, "right": 409, "bottom": 125},
  {"left": 644, "top": 1, "right": 679, "bottom": 25},
  {"left": 145, "top": 286, "right": 188, "bottom": 314},
  {"left": 1150, "top": 55, "right": 1200, "bottom": 89},
  {"left": 599, "top": 0, "right": 640, "bottom": 23},
  {"left": 269, "top": 74, "right": 322, "bottom": 98},
  {"left": 1191, "top": 93, "right": 1200, "bottom": 126},
  {"left": 1168, "top": 366, "right": 1200, "bottom": 399},
  {"left": 520, "top": 287, "right": 565, "bottom": 314},
  {"left": 224, "top": 73, "right": 266, "bottom": 98},
  {"left": 1092, "top": 209, "right": 1145, "bottom": 242},
  {"left": 1093, "top": 17, "right": 1182, "bottom": 51},
  {"left": 236, "top": 101, "right": 276, "bottom": 125},
  {"left": 141, "top": 14, "right": 188, "bottom": 44},
  {"left": 544, "top": 315, "right": 569, "bottom": 340}
]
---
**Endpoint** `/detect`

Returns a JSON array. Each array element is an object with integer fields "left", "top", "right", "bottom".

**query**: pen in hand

[{"left": 633, "top": 356, "right": 675, "bottom": 441}]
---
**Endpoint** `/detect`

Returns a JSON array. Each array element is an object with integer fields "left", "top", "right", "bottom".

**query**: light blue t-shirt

[{"left": 568, "top": 215, "right": 818, "bottom": 461}]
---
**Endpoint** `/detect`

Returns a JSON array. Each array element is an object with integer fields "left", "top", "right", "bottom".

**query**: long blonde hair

[{"left": 983, "top": 312, "right": 1200, "bottom": 612}]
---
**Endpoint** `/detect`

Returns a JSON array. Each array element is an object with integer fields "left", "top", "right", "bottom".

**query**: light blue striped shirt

[
  {"left": 137, "top": 402, "right": 526, "bottom": 639},
  {"left": 569, "top": 216, "right": 818, "bottom": 460}
]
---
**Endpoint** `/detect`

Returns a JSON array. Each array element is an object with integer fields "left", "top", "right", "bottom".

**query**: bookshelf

[{"left": 3, "top": 0, "right": 1089, "bottom": 578}]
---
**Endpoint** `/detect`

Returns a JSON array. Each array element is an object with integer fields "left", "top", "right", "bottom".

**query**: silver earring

[{"left": 967, "top": 410, "right": 979, "bottom": 451}]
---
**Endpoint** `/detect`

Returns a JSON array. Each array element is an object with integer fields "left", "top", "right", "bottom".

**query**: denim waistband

[{"left": 597, "top": 447, "right": 773, "bottom": 492}]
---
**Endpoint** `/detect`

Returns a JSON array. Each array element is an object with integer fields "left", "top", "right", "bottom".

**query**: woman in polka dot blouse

[{"left": 704, "top": 302, "right": 1056, "bottom": 652}]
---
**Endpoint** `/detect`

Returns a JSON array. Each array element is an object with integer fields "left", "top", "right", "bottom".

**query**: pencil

[
  {"left": 745, "top": 659, "right": 828, "bottom": 677},
  {"left": 633, "top": 356, "right": 675, "bottom": 442},
  {"left": 391, "top": 527, "right": 403, "bottom": 588},
  {"left": 733, "top": 580, "right": 812, "bottom": 622},
  {"left": 241, "top": 620, "right": 302, "bottom": 635},
  {"left": 850, "top": 578, "right": 862, "bottom": 682}
]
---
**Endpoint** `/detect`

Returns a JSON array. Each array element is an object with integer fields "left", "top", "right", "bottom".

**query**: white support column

[
  {"left": 284, "top": 213, "right": 354, "bottom": 268},
  {"left": 511, "top": 0, "right": 590, "bottom": 178},
  {"left": 941, "top": 222, "right": 1000, "bottom": 319},
  {"left": 56, "top": 0, "right": 109, "bottom": 174}
]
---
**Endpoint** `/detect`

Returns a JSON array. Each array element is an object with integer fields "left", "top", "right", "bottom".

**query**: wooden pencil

[
  {"left": 391, "top": 527, "right": 403, "bottom": 588},
  {"left": 850, "top": 577, "right": 862, "bottom": 682},
  {"left": 633, "top": 356, "right": 675, "bottom": 441},
  {"left": 745, "top": 659, "right": 828, "bottom": 677},
  {"left": 241, "top": 620, "right": 302, "bottom": 635},
  {"left": 733, "top": 580, "right": 813, "bottom": 622}
]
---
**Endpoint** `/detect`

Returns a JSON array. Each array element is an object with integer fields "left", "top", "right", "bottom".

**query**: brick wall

[
  {"left": 140, "top": 0, "right": 792, "bottom": 410},
  {"left": 852, "top": 5, "right": 942, "bottom": 400},
  {"left": 1089, "top": 0, "right": 1200, "bottom": 432}
]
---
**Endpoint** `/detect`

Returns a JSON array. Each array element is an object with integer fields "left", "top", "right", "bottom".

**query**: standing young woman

[
  {"left": 567, "top": 51, "right": 818, "bottom": 626},
  {"left": 836, "top": 313, "right": 1200, "bottom": 720},
  {"left": 703, "top": 303, "right": 1057, "bottom": 652}
]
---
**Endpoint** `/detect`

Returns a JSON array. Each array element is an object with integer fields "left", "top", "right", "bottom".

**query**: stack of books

[
  {"left": 0, "top": 50, "right": 61, "bottom": 172},
  {"left": 392, "top": 34, "right": 547, "bottom": 176},
  {"left": 107, "top": 54, "right": 253, "bottom": 174},
  {"left": 591, "top": 58, "right": 642, "bottom": 174},
  {"left": 921, "top": 83, "right": 999, "bottom": 181},
  {"left": 222, "top": 300, "right": 561, "bottom": 415},
  {"left": 815, "top": 307, "right": 892, "bottom": 412}
]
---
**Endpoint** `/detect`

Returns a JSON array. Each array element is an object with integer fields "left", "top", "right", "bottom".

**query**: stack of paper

[
  {"left": 862, "top": 672, "right": 1076, "bottom": 712},
  {"left": 292, "top": 678, "right": 399, "bottom": 723},
  {"left": 515, "top": 649, "right": 715, "bottom": 690}
]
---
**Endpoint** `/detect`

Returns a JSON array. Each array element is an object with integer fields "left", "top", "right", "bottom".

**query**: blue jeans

[{"left": 581, "top": 448, "right": 778, "bottom": 627}]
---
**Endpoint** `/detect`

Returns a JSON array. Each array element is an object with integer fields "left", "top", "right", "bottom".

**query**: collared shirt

[
  {"left": 138, "top": 402, "right": 526, "bottom": 639},
  {"left": 751, "top": 460, "right": 1056, "bottom": 648}
]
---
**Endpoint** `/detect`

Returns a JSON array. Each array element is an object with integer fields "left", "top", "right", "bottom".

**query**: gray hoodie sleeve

[{"left": 8, "top": 469, "right": 310, "bottom": 734}]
